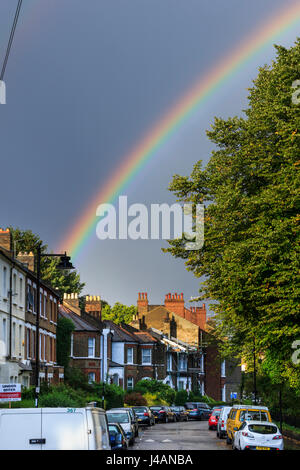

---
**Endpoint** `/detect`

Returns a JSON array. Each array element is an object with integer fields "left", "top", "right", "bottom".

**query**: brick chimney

[
  {"left": 137, "top": 292, "right": 148, "bottom": 315},
  {"left": 17, "top": 252, "right": 35, "bottom": 272},
  {"left": 63, "top": 293, "right": 81, "bottom": 316},
  {"left": 85, "top": 295, "right": 102, "bottom": 321},
  {"left": 164, "top": 292, "right": 185, "bottom": 317},
  {"left": 186, "top": 303, "right": 207, "bottom": 330},
  {"left": 0, "top": 228, "right": 12, "bottom": 252}
]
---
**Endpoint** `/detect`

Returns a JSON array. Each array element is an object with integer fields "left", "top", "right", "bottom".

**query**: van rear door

[
  {"left": 41, "top": 408, "right": 89, "bottom": 450},
  {"left": 0, "top": 409, "right": 42, "bottom": 450}
]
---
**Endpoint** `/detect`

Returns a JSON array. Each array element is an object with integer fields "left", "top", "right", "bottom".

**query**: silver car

[{"left": 106, "top": 409, "right": 136, "bottom": 446}]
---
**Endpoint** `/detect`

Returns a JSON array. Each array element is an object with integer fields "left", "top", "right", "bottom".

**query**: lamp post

[{"left": 34, "top": 243, "right": 74, "bottom": 407}]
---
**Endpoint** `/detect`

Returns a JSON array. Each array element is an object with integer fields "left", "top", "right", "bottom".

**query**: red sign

[{"left": 0, "top": 384, "right": 22, "bottom": 402}]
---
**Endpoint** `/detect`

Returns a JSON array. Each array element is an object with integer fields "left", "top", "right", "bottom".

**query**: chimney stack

[
  {"left": 137, "top": 292, "right": 149, "bottom": 315},
  {"left": 63, "top": 293, "right": 81, "bottom": 315},
  {"left": 85, "top": 295, "right": 102, "bottom": 321},
  {"left": 0, "top": 228, "right": 12, "bottom": 252},
  {"left": 17, "top": 252, "right": 35, "bottom": 272},
  {"left": 164, "top": 292, "right": 185, "bottom": 317}
]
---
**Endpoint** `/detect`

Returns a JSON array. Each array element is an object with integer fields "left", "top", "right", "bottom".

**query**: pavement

[{"left": 132, "top": 419, "right": 230, "bottom": 451}]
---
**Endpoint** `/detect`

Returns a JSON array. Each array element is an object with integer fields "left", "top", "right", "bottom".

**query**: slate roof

[{"left": 59, "top": 304, "right": 99, "bottom": 332}]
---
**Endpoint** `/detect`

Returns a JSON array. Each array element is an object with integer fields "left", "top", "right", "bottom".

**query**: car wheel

[
  {"left": 165, "top": 417, "right": 168, "bottom": 423},
  {"left": 226, "top": 435, "right": 232, "bottom": 445}
]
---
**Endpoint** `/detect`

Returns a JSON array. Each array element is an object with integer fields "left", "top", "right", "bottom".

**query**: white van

[
  {"left": 0, "top": 407, "right": 111, "bottom": 450},
  {"left": 216, "top": 406, "right": 232, "bottom": 439}
]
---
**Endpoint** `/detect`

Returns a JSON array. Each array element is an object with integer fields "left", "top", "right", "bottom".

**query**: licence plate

[
  {"left": 256, "top": 446, "right": 270, "bottom": 450},
  {"left": 138, "top": 419, "right": 142, "bottom": 421}
]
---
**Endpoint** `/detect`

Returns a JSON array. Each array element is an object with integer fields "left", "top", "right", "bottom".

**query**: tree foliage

[
  {"left": 10, "top": 227, "right": 85, "bottom": 295},
  {"left": 164, "top": 40, "right": 300, "bottom": 389},
  {"left": 102, "top": 302, "right": 137, "bottom": 325}
]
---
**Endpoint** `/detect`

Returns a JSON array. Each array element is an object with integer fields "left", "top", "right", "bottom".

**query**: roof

[
  {"left": 109, "top": 360, "right": 124, "bottom": 368},
  {"left": 59, "top": 304, "right": 99, "bottom": 332},
  {"left": 103, "top": 320, "right": 157, "bottom": 344}
]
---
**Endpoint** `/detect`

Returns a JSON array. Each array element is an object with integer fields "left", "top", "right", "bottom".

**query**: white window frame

[
  {"left": 127, "top": 347, "right": 133, "bottom": 364},
  {"left": 127, "top": 376, "right": 134, "bottom": 390},
  {"left": 88, "top": 337, "right": 96, "bottom": 358},
  {"left": 141, "top": 348, "right": 152, "bottom": 365}
]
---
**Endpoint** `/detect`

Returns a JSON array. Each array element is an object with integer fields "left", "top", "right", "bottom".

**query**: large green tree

[
  {"left": 10, "top": 227, "right": 85, "bottom": 295},
  {"left": 102, "top": 302, "right": 137, "bottom": 325},
  {"left": 164, "top": 40, "right": 300, "bottom": 389}
]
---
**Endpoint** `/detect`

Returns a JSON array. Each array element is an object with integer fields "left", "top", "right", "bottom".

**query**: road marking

[
  {"left": 162, "top": 439, "right": 172, "bottom": 442},
  {"left": 145, "top": 439, "right": 155, "bottom": 442}
]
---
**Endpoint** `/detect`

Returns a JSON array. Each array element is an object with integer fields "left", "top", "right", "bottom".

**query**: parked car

[
  {"left": 226, "top": 405, "right": 272, "bottom": 445},
  {"left": 106, "top": 409, "right": 136, "bottom": 446},
  {"left": 208, "top": 408, "right": 221, "bottom": 430},
  {"left": 149, "top": 406, "right": 176, "bottom": 423},
  {"left": 0, "top": 407, "right": 111, "bottom": 450},
  {"left": 232, "top": 421, "right": 284, "bottom": 451},
  {"left": 132, "top": 406, "right": 155, "bottom": 426},
  {"left": 185, "top": 402, "right": 211, "bottom": 420},
  {"left": 217, "top": 406, "right": 232, "bottom": 439},
  {"left": 108, "top": 423, "right": 129, "bottom": 450},
  {"left": 109, "top": 407, "right": 139, "bottom": 437},
  {"left": 170, "top": 406, "right": 189, "bottom": 422}
]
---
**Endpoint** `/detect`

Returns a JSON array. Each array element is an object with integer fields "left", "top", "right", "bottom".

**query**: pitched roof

[{"left": 59, "top": 304, "right": 99, "bottom": 332}]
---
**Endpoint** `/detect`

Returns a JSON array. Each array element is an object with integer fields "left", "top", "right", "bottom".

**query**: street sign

[
  {"left": 230, "top": 392, "right": 237, "bottom": 400},
  {"left": 0, "top": 384, "right": 21, "bottom": 402}
]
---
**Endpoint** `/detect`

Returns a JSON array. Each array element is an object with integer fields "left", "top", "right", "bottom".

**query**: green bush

[
  {"left": 134, "top": 379, "right": 175, "bottom": 405},
  {"left": 124, "top": 392, "right": 147, "bottom": 406},
  {"left": 174, "top": 390, "right": 189, "bottom": 406},
  {"left": 38, "top": 385, "right": 86, "bottom": 408},
  {"left": 93, "top": 383, "right": 125, "bottom": 410}
]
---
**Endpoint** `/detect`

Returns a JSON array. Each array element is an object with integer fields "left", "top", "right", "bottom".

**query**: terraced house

[{"left": 0, "top": 229, "right": 63, "bottom": 387}]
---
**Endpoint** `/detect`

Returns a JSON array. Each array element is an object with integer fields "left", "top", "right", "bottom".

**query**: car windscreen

[
  {"left": 107, "top": 413, "right": 129, "bottom": 423},
  {"left": 150, "top": 407, "right": 163, "bottom": 410},
  {"left": 248, "top": 424, "right": 277, "bottom": 435},
  {"left": 133, "top": 407, "right": 147, "bottom": 412},
  {"left": 240, "top": 410, "right": 269, "bottom": 422},
  {"left": 212, "top": 409, "right": 221, "bottom": 416},
  {"left": 108, "top": 425, "right": 120, "bottom": 434}
]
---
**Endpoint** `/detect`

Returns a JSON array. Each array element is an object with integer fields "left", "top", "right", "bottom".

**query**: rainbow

[{"left": 58, "top": 2, "right": 300, "bottom": 259}]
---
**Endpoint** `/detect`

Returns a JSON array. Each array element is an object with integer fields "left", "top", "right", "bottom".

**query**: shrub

[
  {"left": 174, "top": 390, "right": 189, "bottom": 406},
  {"left": 143, "top": 392, "right": 169, "bottom": 407},
  {"left": 124, "top": 392, "right": 147, "bottom": 406},
  {"left": 134, "top": 379, "right": 175, "bottom": 405}
]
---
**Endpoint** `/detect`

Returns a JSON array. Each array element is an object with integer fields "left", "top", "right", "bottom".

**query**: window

[
  {"left": 19, "top": 325, "right": 22, "bottom": 356},
  {"left": 142, "top": 348, "right": 151, "bottom": 365},
  {"left": 3, "top": 266, "right": 7, "bottom": 298},
  {"left": 221, "top": 360, "right": 226, "bottom": 377},
  {"left": 88, "top": 337, "right": 95, "bottom": 357},
  {"left": 178, "top": 380, "right": 185, "bottom": 390},
  {"left": 127, "top": 347, "right": 133, "bottom": 364},
  {"left": 178, "top": 354, "right": 187, "bottom": 371},
  {"left": 2, "top": 318, "right": 7, "bottom": 356},
  {"left": 19, "top": 278, "right": 23, "bottom": 305},
  {"left": 13, "top": 274, "right": 17, "bottom": 302},
  {"left": 127, "top": 377, "right": 134, "bottom": 390},
  {"left": 167, "top": 353, "right": 172, "bottom": 371},
  {"left": 88, "top": 372, "right": 96, "bottom": 384}
]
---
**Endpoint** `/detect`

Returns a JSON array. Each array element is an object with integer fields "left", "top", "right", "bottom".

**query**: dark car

[
  {"left": 133, "top": 406, "right": 155, "bottom": 426},
  {"left": 108, "top": 423, "right": 129, "bottom": 451},
  {"left": 109, "top": 407, "right": 139, "bottom": 437},
  {"left": 149, "top": 406, "right": 176, "bottom": 423},
  {"left": 185, "top": 402, "right": 211, "bottom": 420},
  {"left": 171, "top": 406, "right": 189, "bottom": 422}
]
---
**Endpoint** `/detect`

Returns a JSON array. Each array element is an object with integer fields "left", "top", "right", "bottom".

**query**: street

[{"left": 133, "top": 420, "right": 229, "bottom": 451}]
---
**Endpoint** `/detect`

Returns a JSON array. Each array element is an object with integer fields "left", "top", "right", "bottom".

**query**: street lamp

[{"left": 35, "top": 243, "right": 74, "bottom": 407}]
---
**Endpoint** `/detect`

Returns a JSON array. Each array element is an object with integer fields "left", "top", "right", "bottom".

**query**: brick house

[
  {"left": 131, "top": 292, "right": 241, "bottom": 401},
  {"left": 103, "top": 321, "right": 166, "bottom": 391},
  {"left": 58, "top": 294, "right": 112, "bottom": 383}
]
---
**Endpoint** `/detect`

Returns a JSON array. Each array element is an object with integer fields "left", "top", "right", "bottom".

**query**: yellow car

[{"left": 226, "top": 405, "right": 272, "bottom": 445}]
